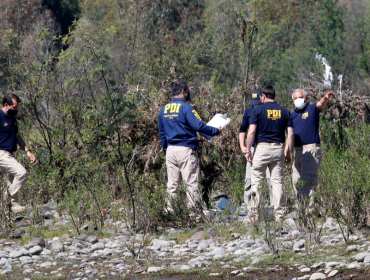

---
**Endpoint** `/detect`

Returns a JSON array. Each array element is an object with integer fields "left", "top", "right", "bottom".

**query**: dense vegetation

[{"left": 0, "top": 0, "right": 370, "bottom": 233}]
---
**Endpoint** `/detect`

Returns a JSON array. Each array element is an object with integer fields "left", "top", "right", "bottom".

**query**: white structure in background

[
  {"left": 315, "top": 52, "right": 333, "bottom": 88},
  {"left": 338, "top": 74, "right": 343, "bottom": 106}
]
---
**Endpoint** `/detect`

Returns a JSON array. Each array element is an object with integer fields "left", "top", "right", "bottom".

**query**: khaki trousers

[
  {"left": 245, "top": 146, "right": 273, "bottom": 206},
  {"left": 292, "top": 147, "right": 321, "bottom": 207},
  {"left": 0, "top": 150, "right": 29, "bottom": 204},
  {"left": 166, "top": 146, "right": 201, "bottom": 211},
  {"left": 249, "top": 145, "right": 286, "bottom": 220}
]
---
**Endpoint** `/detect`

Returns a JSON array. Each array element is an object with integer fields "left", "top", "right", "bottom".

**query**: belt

[
  {"left": 257, "top": 142, "right": 283, "bottom": 147},
  {"left": 296, "top": 143, "right": 320, "bottom": 151}
]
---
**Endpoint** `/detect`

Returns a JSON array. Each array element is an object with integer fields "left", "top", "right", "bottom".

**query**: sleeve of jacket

[
  {"left": 158, "top": 110, "right": 168, "bottom": 152},
  {"left": 185, "top": 106, "right": 219, "bottom": 138}
]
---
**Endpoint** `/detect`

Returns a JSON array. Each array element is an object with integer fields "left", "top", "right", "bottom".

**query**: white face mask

[{"left": 294, "top": 98, "right": 306, "bottom": 109}]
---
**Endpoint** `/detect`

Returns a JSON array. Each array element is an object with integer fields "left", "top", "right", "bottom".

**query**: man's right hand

[
  {"left": 217, "top": 126, "right": 222, "bottom": 135},
  {"left": 285, "top": 152, "right": 292, "bottom": 165}
]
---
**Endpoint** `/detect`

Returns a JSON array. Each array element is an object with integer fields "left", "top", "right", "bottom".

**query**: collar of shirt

[
  {"left": 171, "top": 97, "right": 185, "bottom": 103},
  {"left": 0, "top": 110, "right": 12, "bottom": 119}
]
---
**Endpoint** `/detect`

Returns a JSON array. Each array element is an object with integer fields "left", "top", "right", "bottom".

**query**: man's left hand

[
  {"left": 246, "top": 152, "right": 253, "bottom": 163},
  {"left": 27, "top": 151, "right": 36, "bottom": 163}
]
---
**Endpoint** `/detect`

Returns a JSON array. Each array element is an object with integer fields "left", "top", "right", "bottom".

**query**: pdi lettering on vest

[
  {"left": 267, "top": 110, "right": 281, "bottom": 120},
  {"left": 164, "top": 103, "right": 181, "bottom": 114}
]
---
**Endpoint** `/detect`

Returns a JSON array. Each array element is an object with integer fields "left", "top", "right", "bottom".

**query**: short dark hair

[
  {"left": 171, "top": 80, "right": 188, "bottom": 96},
  {"left": 261, "top": 85, "right": 275, "bottom": 99},
  {"left": 3, "top": 93, "right": 21, "bottom": 106}
]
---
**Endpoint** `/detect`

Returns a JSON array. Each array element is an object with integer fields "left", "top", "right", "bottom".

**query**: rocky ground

[{"left": 0, "top": 205, "right": 370, "bottom": 279}]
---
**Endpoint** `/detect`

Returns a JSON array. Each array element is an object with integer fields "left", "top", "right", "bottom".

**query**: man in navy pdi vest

[
  {"left": 239, "top": 89, "right": 273, "bottom": 211},
  {"left": 158, "top": 80, "right": 222, "bottom": 214},
  {"left": 0, "top": 93, "right": 36, "bottom": 212},
  {"left": 288, "top": 88, "right": 334, "bottom": 212},
  {"left": 245, "top": 85, "right": 294, "bottom": 223}
]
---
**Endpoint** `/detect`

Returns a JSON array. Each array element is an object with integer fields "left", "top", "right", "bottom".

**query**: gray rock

[
  {"left": 294, "top": 239, "right": 306, "bottom": 249},
  {"left": 44, "top": 220, "right": 55, "bottom": 226},
  {"left": 23, "top": 269, "right": 34, "bottom": 274},
  {"left": 8, "top": 233, "right": 22, "bottom": 239},
  {"left": 311, "top": 262, "right": 325, "bottom": 268},
  {"left": 191, "top": 231, "right": 206, "bottom": 241},
  {"left": 102, "top": 248, "right": 113, "bottom": 256},
  {"left": 285, "top": 218, "right": 297, "bottom": 226},
  {"left": 29, "top": 246, "right": 43, "bottom": 255},
  {"left": 327, "top": 270, "right": 338, "bottom": 277},
  {"left": 76, "top": 234, "right": 88, "bottom": 241},
  {"left": 75, "top": 249, "right": 90, "bottom": 254},
  {"left": 234, "top": 249, "right": 246, "bottom": 255},
  {"left": 231, "top": 270, "right": 240, "bottom": 275},
  {"left": 29, "top": 237, "right": 46, "bottom": 247},
  {"left": 9, "top": 251, "right": 24, "bottom": 258},
  {"left": 0, "top": 254, "right": 9, "bottom": 259},
  {"left": 207, "top": 228, "right": 216, "bottom": 237},
  {"left": 148, "top": 266, "right": 164, "bottom": 273},
  {"left": 364, "top": 256, "right": 370, "bottom": 264},
  {"left": 51, "top": 243, "right": 64, "bottom": 252},
  {"left": 41, "top": 249, "right": 52, "bottom": 255},
  {"left": 32, "top": 255, "right": 42, "bottom": 261},
  {"left": 150, "top": 239, "right": 170, "bottom": 250},
  {"left": 55, "top": 252, "right": 68, "bottom": 259},
  {"left": 349, "top": 235, "right": 359, "bottom": 241},
  {"left": 85, "top": 236, "right": 98, "bottom": 244},
  {"left": 196, "top": 241, "right": 209, "bottom": 251},
  {"left": 326, "top": 262, "right": 341, "bottom": 269},
  {"left": 19, "top": 256, "right": 32, "bottom": 262},
  {"left": 355, "top": 252, "right": 370, "bottom": 262},
  {"left": 91, "top": 243, "right": 105, "bottom": 252},
  {"left": 346, "top": 245, "right": 358, "bottom": 253},
  {"left": 40, "top": 262, "right": 52, "bottom": 268},
  {"left": 347, "top": 262, "right": 362, "bottom": 269},
  {"left": 309, "top": 273, "right": 326, "bottom": 280},
  {"left": 290, "top": 230, "right": 300, "bottom": 239},
  {"left": 300, "top": 267, "right": 311, "bottom": 273}
]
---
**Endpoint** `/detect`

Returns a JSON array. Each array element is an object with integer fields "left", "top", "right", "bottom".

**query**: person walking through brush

[
  {"left": 287, "top": 89, "right": 334, "bottom": 212},
  {"left": 0, "top": 93, "right": 36, "bottom": 212},
  {"left": 245, "top": 85, "right": 294, "bottom": 223},
  {"left": 239, "top": 89, "right": 273, "bottom": 213},
  {"left": 158, "top": 80, "right": 222, "bottom": 214}
]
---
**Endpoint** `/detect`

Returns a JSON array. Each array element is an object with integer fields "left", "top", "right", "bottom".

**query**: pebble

[
  {"left": 147, "top": 267, "right": 164, "bottom": 273},
  {"left": 346, "top": 245, "right": 358, "bottom": 253},
  {"left": 40, "top": 262, "right": 52, "bottom": 268},
  {"left": 309, "top": 272, "right": 327, "bottom": 279},
  {"left": 327, "top": 270, "right": 338, "bottom": 277},
  {"left": 191, "top": 231, "right": 206, "bottom": 241},
  {"left": 86, "top": 236, "right": 98, "bottom": 244},
  {"left": 29, "top": 237, "right": 46, "bottom": 247},
  {"left": 29, "top": 245, "right": 43, "bottom": 255}
]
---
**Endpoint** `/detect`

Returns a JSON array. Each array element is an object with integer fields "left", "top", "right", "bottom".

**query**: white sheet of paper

[{"left": 207, "top": 114, "right": 230, "bottom": 129}]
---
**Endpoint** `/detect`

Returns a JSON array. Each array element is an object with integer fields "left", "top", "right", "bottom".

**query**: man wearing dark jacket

[{"left": 158, "top": 80, "right": 221, "bottom": 212}]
